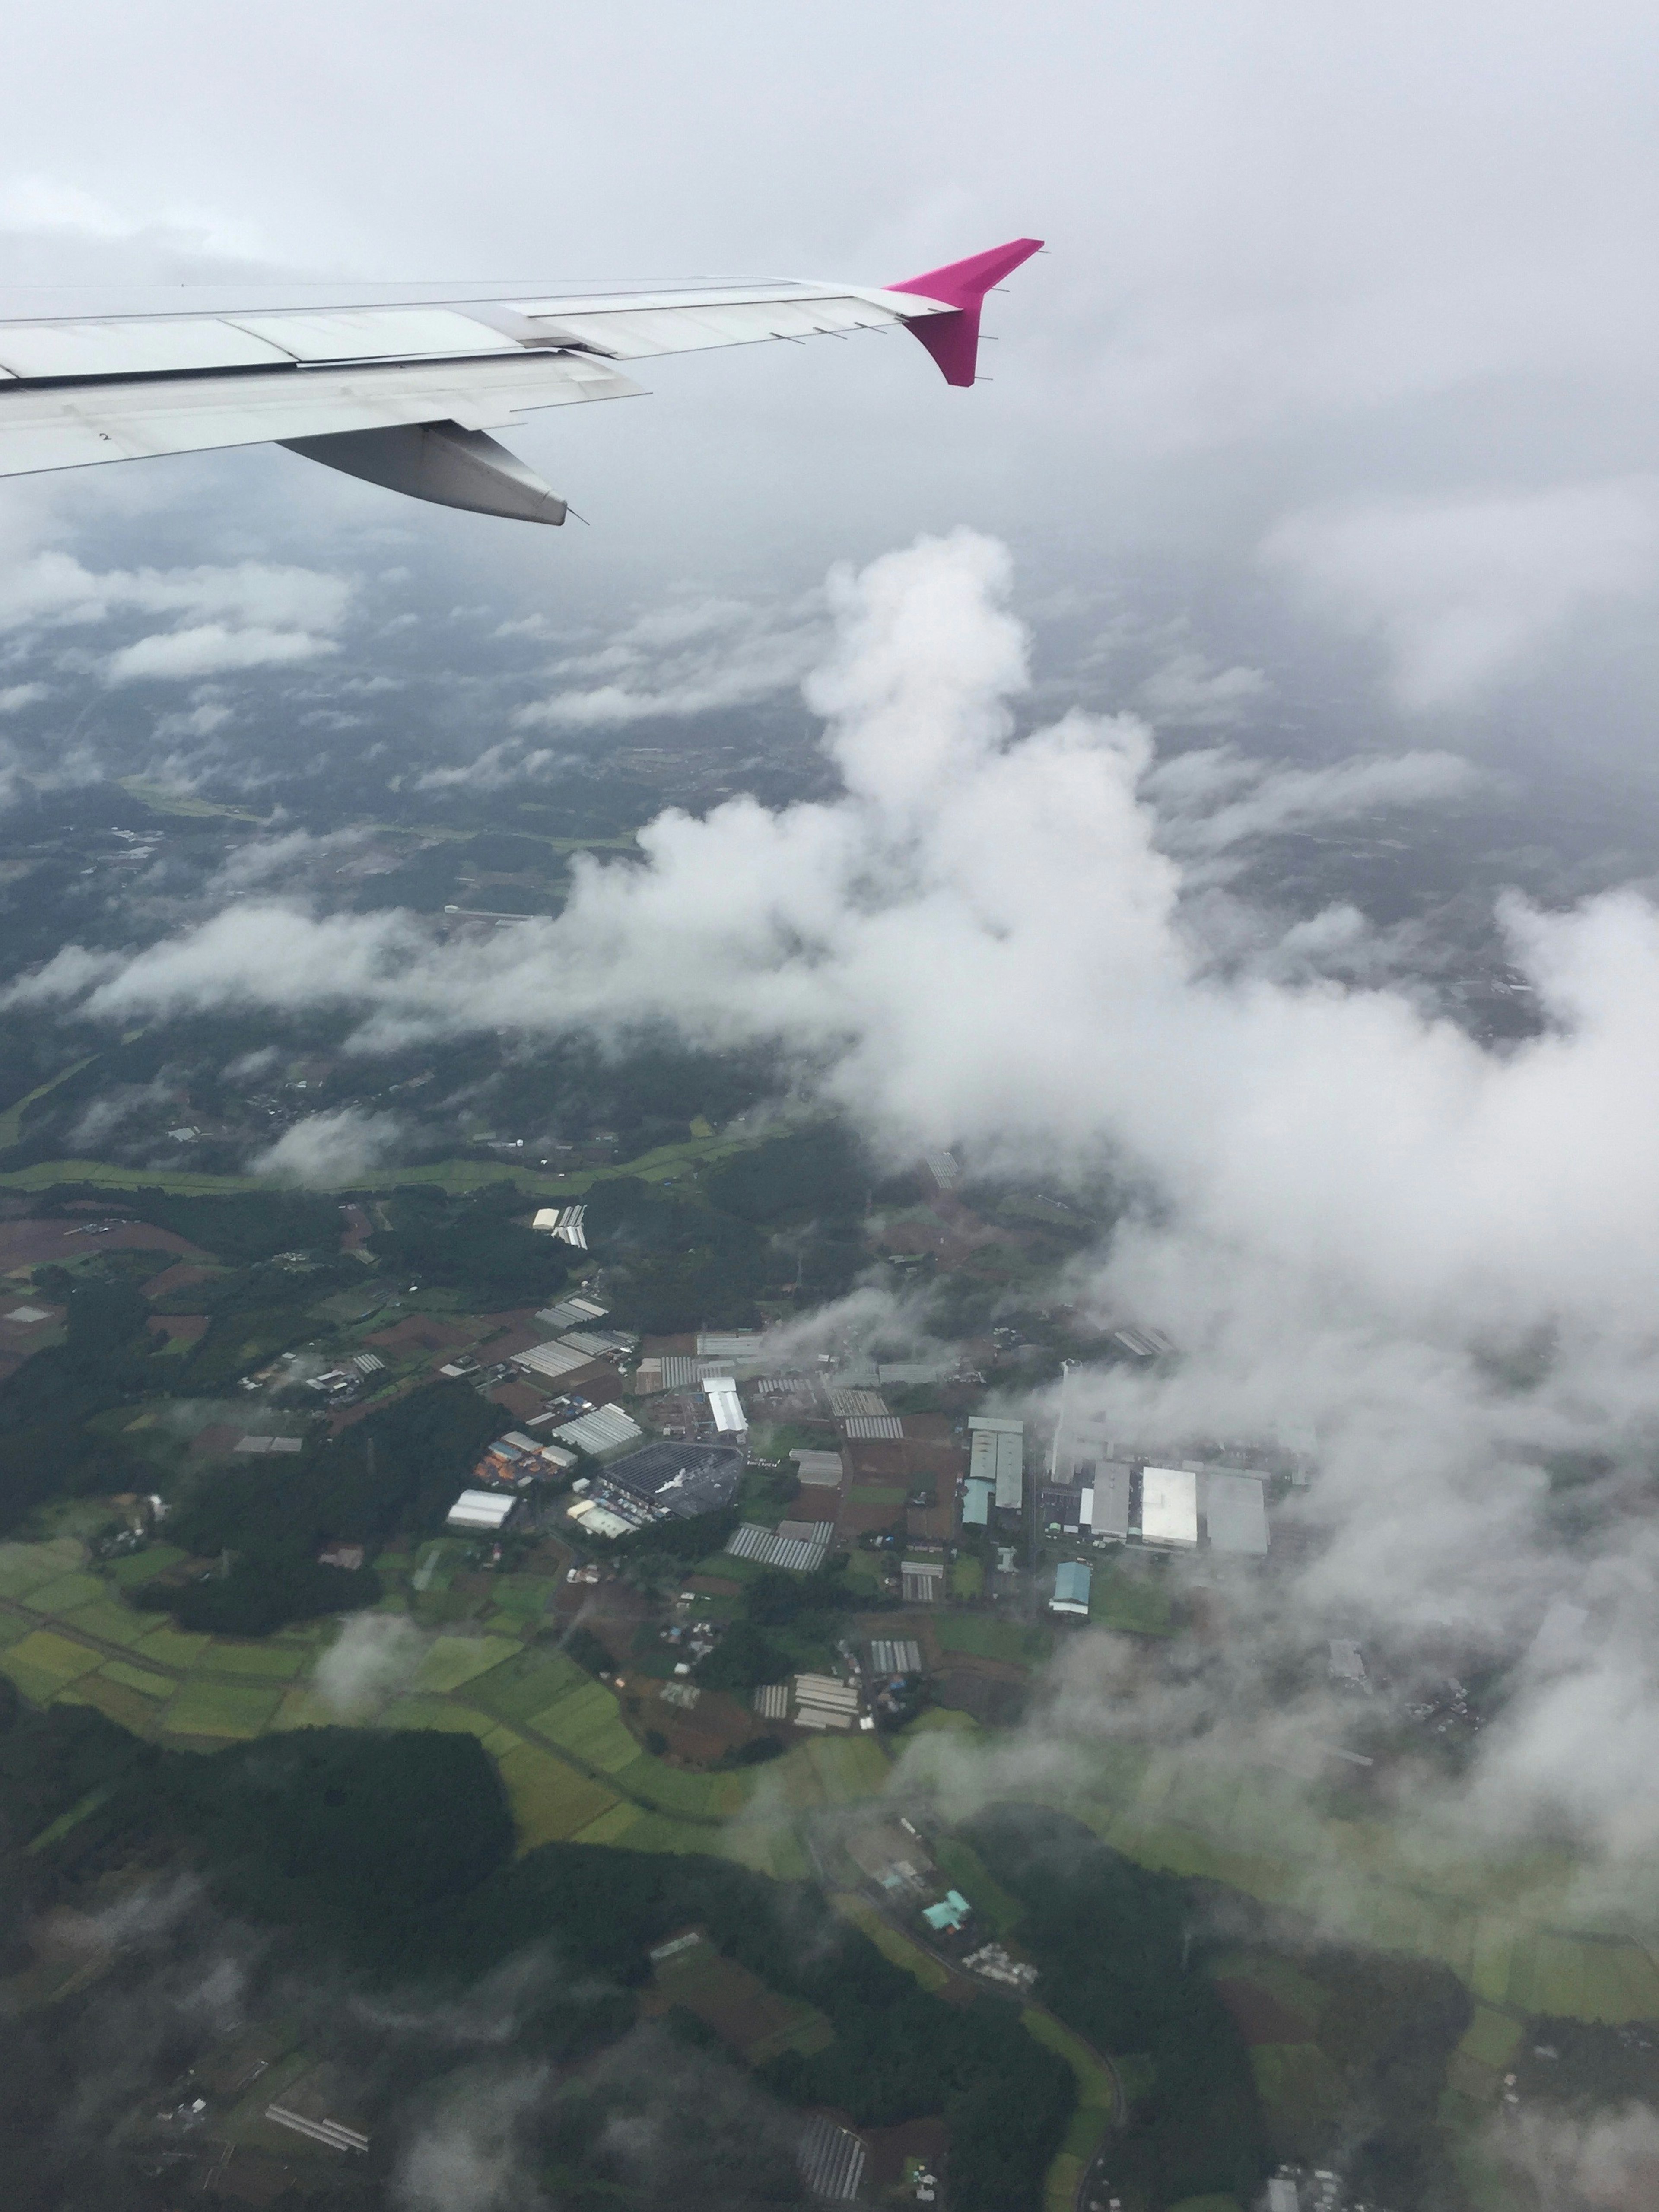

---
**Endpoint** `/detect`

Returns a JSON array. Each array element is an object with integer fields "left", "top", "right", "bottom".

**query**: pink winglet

[{"left": 887, "top": 236, "right": 1043, "bottom": 387}]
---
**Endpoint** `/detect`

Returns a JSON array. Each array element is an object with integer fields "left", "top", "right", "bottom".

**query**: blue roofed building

[{"left": 1050, "top": 1560, "right": 1092, "bottom": 1617}]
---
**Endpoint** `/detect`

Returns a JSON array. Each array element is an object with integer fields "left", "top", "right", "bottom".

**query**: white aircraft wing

[{"left": 0, "top": 240, "right": 1041, "bottom": 526}]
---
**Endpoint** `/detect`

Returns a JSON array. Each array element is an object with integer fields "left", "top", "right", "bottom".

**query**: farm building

[{"left": 1050, "top": 1560, "right": 1092, "bottom": 1617}]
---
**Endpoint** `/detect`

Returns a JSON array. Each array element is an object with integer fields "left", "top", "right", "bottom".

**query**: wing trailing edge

[{"left": 0, "top": 239, "right": 1042, "bottom": 521}]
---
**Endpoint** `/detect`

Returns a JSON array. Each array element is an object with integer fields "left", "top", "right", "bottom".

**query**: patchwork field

[
  {"left": 652, "top": 1933, "right": 833, "bottom": 2061},
  {"left": 3, "top": 1523, "right": 1659, "bottom": 2044},
  {"left": 932, "top": 1613, "right": 1050, "bottom": 1667}
]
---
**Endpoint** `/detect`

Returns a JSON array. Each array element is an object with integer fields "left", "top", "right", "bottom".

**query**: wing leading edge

[{"left": 0, "top": 238, "right": 1040, "bottom": 524}]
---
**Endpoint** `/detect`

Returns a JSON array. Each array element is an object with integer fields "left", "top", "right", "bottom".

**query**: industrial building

[
  {"left": 1199, "top": 1468, "right": 1269, "bottom": 1555},
  {"left": 550, "top": 1403, "right": 643, "bottom": 1456},
  {"left": 566, "top": 1497, "right": 638, "bottom": 1540},
  {"left": 643, "top": 1352, "right": 741, "bottom": 1390},
  {"left": 531, "top": 1203, "right": 588, "bottom": 1247},
  {"left": 472, "top": 1432, "right": 576, "bottom": 1488},
  {"left": 445, "top": 1489, "right": 519, "bottom": 1533},
  {"left": 1138, "top": 1465, "right": 1199, "bottom": 1547},
  {"left": 962, "top": 1475, "right": 993, "bottom": 1527},
  {"left": 969, "top": 1416, "right": 1024, "bottom": 1513},
  {"left": 605, "top": 1440, "right": 744, "bottom": 1520},
  {"left": 702, "top": 1374, "right": 747, "bottom": 1437},
  {"left": 696, "top": 1329, "right": 761, "bottom": 1357},
  {"left": 790, "top": 1447, "right": 844, "bottom": 1487},
  {"left": 1050, "top": 1560, "right": 1092, "bottom": 1616},
  {"left": 1040, "top": 1459, "right": 1131, "bottom": 1542}
]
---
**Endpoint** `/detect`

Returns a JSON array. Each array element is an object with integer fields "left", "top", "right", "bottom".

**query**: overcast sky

[{"left": 2, "top": 0, "right": 1659, "bottom": 779}]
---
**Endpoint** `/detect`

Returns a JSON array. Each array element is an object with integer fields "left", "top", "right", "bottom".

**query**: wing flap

[
  {"left": 0, "top": 317, "right": 294, "bottom": 380},
  {"left": 226, "top": 305, "right": 523, "bottom": 363},
  {"left": 513, "top": 286, "right": 941, "bottom": 359},
  {"left": 0, "top": 245, "right": 1036, "bottom": 513},
  {"left": 0, "top": 351, "right": 642, "bottom": 482}
]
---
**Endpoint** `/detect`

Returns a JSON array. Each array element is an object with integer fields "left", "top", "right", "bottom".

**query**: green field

[
  {"left": 0, "top": 1055, "right": 99, "bottom": 1149},
  {"left": 61, "top": 1598, "right": 159, "bottom": 1648},
  {"left": 97, "top": 1657, "right": 175, "bottom": 1698},
  {"left": 1020, "top": 2002, "right": 1119, "bottom": 2211},
  {"left": 0, "top": 1125, "right": 773, "bottom": 1200},
  {"left": 134, "top": 1624, "right": 211, "bottom": 1669},
  {"left": 4, "top": 1522, "right": 1659, "bottom": 2041},
  {"left": 498, "top": 1742, "right": 624, "bottom": 1846},
  {"left": 1, "top": 1629, "right": 105, "bottom": 1701},
  {"left": 201, "top": 1640, "right": 310, "bottom": 1680},
  {"left": 0, "top": 1540, "right": 84, "bottom": 1599},
  {"left": 934, "top": 1837, "right": 1025, "bottom": 1935},
  {"left": 933, "top": 1613, "right": 1051, "bottom": 1666},
  {"left": 162, "top": 1677, "right": 286, "bottom": 1739},
  {"left": 1088, "top": 1562, "right": 1175, "bottom": 1636},
  {"left": 831, "top": 1893, "right": 950, "bottom": 1992},
  {"left": 530, "top": 1679, "right": 646, "bottom": 1775},
  {"left": 412, "top": 1633, "right": 520, "bottom": 1695}
]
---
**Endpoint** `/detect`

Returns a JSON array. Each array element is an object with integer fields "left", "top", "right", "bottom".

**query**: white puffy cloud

[
  {"left": 251, "top": 1106, "right": 404, "bottom": 1185},
  {"left": 313, "top": 1613, "right": 427, "bottom": 1718},
  {"left": 1135, "top": 652, "right": 1268, "bottom": 728},
  {"left": 0, "top": 552, "right": 352, "bottom": 636},
  {"left": 105, "top": 623, "right": 340, "bottom": 682},
  {"left": 1144, "top": 742, "right": 1478, "bottom": 857},
  {"left": 1499, "top": 2098, "right": 1659, "bottom": 2209},
  {"left": 512, "top": 590, "right": 824, "bottom": 730},
  {"left": 21, "top": 529, "right": 1659, "bottom": 1865},
  {"left": 0, "top": 681, "right": 47, "bottom": 713},
  {"left": 1261, "top": 480, "right": 1659, "bottom": 709},
  {"left": 0, "top": 545, "right": 355, "bottom": 690},
  {"left": 206, "top": 826, "right": 367, "bottom": 897}
]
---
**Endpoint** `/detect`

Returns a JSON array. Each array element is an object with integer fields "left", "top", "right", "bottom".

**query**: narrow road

[{"left": 846, "top": 1864, "right": 1128, "bottom": 2212}]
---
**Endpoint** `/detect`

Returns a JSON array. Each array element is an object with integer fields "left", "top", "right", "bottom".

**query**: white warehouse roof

[
  {"left": 1201, "top": 1470, "right": 1269, "bottom": 1556},
  {"left": 1091, "top": 1462, "right": 1132, "bottom": 1541},
  {"left": 1139, "top": 1465, "right": 1198, "bottom": 1547},
  {"left": 514, "top": 1339, "right": 591, "bottom": 1382},
  {"left": 446, "top": 1488, "right": 517, "bottom": 1531},
  {"left": 703, "top": 1376, "right": 747, "bottom": 1434},
  {"left": 551, "top": 1404, "right": 643, "bottom": 1456}
]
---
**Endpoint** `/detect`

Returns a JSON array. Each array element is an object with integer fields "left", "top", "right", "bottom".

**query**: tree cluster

[{"left": 966, "top": 1806, "right": 1269, "bottom": 2207}]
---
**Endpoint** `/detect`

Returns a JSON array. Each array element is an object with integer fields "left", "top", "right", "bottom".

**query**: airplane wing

[{"left": 0, "top": 238, "right": 1041, "bottom": 526}]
